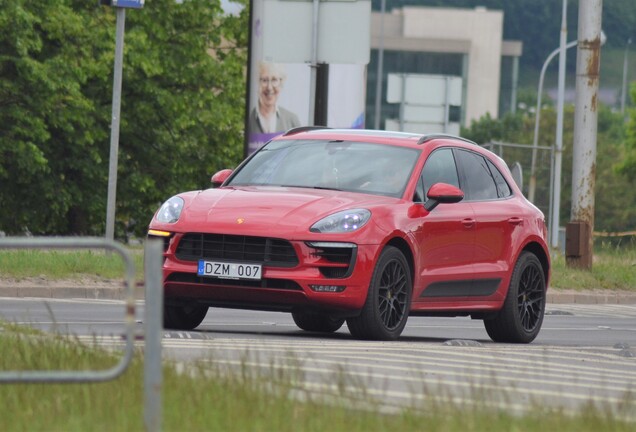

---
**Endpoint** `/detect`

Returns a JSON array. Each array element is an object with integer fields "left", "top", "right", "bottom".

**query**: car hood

[{"left": 173, "top": 186, "right": 398, "bottom": 237}]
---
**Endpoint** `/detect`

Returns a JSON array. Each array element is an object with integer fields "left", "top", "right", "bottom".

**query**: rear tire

[
  {"left": 164, "top": 304, "right": 208, "bottom": 330},
  {"left": 347, "top": 246, "right": 412, "bottom": 341},
  {"left": 484, "top": 251, "right": 546, "bottom": 343},
  {"left": 292, "top": 311, "right": 345, "bottom": 333}
]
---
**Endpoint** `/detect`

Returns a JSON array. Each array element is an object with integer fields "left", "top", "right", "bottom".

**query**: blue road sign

[{"left": 112, "top": 0, "right": 145, "bottom": 8}]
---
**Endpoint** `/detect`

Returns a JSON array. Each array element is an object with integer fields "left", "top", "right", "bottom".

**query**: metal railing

[{"left": 0, "top": 237, "right": 164, "bottom": 431}]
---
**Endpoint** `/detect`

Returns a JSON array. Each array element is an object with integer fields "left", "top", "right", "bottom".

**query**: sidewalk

[
  {"left": 0, "top": 278, "right": 144, "bottom": 300},
  {"left": 547, "top": 289, "right": 636, "bottom": 304},
  {"left": 1, "top": 279, "right": 635, "bottom": 304}
]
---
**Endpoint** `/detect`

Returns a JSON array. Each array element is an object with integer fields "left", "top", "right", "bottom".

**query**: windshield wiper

[
  {"left": 275, "top": 184, "right": 343, "bottom": 191},
  {"left": 311, "top": 186, "right": 342, "bottom": 191}
]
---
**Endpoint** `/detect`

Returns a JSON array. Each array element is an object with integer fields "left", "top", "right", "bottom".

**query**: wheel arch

[
  {"left": 385, "top": 236, "right": 415, "bottom": 286},
  {"left": 521, "top": 241, "right": 550, "bottom": 285}
]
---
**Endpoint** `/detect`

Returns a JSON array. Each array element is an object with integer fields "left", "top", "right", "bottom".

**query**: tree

[
  {"left": 0, "top": 0, "right": 248, "bottom": 238},
  {"left": 620, "top": 84, "right": 636, "bottom": 182},
  {"left": 0, "top": 0, "right": 109, "bottom": 235},
  {"left": 114, "top": 0, "right": 248, "bottom": 238}
]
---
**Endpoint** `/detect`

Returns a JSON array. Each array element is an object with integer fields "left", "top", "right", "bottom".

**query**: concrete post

[{"left": 567, "top": 0, "right": 603, "bottom": 269}]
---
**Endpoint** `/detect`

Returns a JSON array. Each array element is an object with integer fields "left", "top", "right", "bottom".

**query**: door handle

[
  {"left": 462, "top": 218, "right": 475, "bottom": 228},
  {"left": 508, "top": 217, "right": 523, "bottom": 225}
]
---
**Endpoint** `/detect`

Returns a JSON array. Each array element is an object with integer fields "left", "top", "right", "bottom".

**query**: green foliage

[
  {"left": 620, "top": 83, "right": 636, "bottom": 180},
  {"left": 0, "top": 0, "right": 247, "bottom": 238}
]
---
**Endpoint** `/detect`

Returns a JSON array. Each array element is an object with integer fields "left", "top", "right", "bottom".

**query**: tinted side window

[
  {"left": 455, "top": 150, "right": 499, "bottom": 201},
  {"left": 421, "top": 148, "right": 460, "bottom": 196},
  {"left": 486, "top": 159, "right": 512, "bottom": 198}
]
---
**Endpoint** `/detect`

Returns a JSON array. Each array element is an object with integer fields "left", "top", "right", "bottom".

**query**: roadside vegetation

[
  {"left": 4, "top": 0, "right": 636, "bottom": 242},
  {"left": 0, "top": 248, "right": 144, "bottom": 281},
  {"left": 1, "top": 241, "right": 635, "bottom": 291},
  {"left": 550, "top": 239, "right": 636, "bottom": 291},
  {"left": 0, "top": 322, "right": 634, "bottom": 431}
]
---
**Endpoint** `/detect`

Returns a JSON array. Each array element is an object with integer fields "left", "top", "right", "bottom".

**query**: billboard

[{"left": 245, "top": 0, "right": 370, "bottom": 156}]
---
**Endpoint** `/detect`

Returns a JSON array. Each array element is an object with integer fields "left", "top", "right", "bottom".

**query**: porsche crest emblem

[{"left": 236, "top": 218, "right": 245, "bottom": 224}]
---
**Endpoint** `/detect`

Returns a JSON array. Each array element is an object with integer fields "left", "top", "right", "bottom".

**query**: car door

[
  {"left": 454, "top": 149, "right": 518, "bottom": 297},
  {"left": 410, "top": 147, "right": 477, "bottom": 302}
]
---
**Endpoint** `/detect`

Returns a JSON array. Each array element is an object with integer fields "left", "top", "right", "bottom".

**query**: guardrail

[{"left": 0, "top": 237, "right": 164, "bottom": 431}]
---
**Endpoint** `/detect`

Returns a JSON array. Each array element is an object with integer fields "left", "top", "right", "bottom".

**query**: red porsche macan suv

[{"left": 148, "top": 128, "right": 550, "bottom": 343}]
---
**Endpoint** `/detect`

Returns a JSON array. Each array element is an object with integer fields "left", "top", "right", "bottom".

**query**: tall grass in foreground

[{"left": 0, "top": 323, "right": 633, "bottom": 432}]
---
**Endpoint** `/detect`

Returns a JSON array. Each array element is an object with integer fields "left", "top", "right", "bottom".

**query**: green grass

[
  {"left": 551, "top": 241, "right": 636, "bottom": 291},
  {"left": 0, "top": 242, "right": 635, "bottom": 291},
  {"left": 0, "top": 248, "right": 145, "bottom": 281},
  {"left": 0, "top": 323, "right": 633, "bottom": 431}
]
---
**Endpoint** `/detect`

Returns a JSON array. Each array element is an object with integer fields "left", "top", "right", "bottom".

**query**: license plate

[{"left": 197, "top": 260, "right": 262, "bottom": 280}]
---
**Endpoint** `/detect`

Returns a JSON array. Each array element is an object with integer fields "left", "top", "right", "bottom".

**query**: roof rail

[
  {"left": 417, "top": 133, "right": 477, "bottom": 146},
  {"left": 282, "top": 126, "right": 330, "bottom": 136}
]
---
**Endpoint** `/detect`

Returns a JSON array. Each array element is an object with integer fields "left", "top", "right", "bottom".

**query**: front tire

[
  {"left": 347, "top": 246, "right": 412, "bottom": 341},
  {"left": 292, "top": 311, "right": 345, "bottom": 333},
  {"left": 484, "top": 251, "right": 546, "bottom": 343},
  {"left": 164, "top": 304, "right": 208, "bottom": 330}
]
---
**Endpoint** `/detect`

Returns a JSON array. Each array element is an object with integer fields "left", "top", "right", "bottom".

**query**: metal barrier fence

[{"left": 0, "top": 237, "right": 164, "bottom": 431}]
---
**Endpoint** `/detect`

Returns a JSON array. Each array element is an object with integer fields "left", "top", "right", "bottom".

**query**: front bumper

[{"left": 154, "top": 233, "right": 381, "bottom": 314}]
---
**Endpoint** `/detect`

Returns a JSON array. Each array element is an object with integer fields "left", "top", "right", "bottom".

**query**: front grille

[{"left": 175, "top": 233, "right": 299, "bottom": 267}]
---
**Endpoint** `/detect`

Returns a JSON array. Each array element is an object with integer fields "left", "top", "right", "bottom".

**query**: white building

[{"left": 369, "top": 6, "right": 522, "bottom": 129}]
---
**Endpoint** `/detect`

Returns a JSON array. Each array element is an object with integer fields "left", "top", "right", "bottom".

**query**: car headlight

[
  {"left": 155, "top": 196, "right": 184, "bottom": 223},
  {"left": 310, "top": 209, "right": 371, "bottom": 233}
]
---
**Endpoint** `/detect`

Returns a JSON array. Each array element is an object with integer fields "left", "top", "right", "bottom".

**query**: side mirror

[
  {"left": 211, "top": 169, "right": 233, "bottom": 188},
  {"left": 424, "top": 183, "right": 464, "bottom": 211}
]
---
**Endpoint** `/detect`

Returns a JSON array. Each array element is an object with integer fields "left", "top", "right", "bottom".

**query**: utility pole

[
  {"left": 102, "top": 0, "right": 144, "bottom": 241},
  {"left": 566, "top": 0, "right": 603, "bottom": 269},
  {"left": 105, "top": 7, "right": 126, "bottom": 243}
]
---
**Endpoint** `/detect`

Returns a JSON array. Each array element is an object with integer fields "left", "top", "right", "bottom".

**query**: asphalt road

[{"left": 2, "top": 297, "right": 635, "bottom": 418}]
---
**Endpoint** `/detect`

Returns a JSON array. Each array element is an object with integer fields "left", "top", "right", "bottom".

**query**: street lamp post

[
  {"left": 551, "top": 0, "right": 569, "bottom": 249},
  {"left": 528, "top": 39, "right": 576, "bottom": 205},
  {"left": 621, "top": 38, "right": 632, "bottom": 114}
]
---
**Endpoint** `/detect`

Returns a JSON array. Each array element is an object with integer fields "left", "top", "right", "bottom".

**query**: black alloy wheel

[
  {"left": 347, "top": 246, "right": 412, "bottom": 340},
  {"left": 292, "top": 311, "right": 345, "bottom": 333},
  {"left": 163, "top": 304, "right": 209, "bottom": 330},
  {"left": 484, "top": 251, "right": 546, "bottom": 343}
]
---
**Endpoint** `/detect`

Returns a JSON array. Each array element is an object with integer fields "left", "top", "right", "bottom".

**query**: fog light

[{"left": 309, "top": 284, "right": 346, "bottom": 293}]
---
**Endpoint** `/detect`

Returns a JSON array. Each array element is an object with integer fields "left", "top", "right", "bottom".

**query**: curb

[
  {"left": 547, "top": 290, "right": 636, "bottom": 305},
  {"left": 0, "top": 285, "right": 145, "bottom": 300},
  {"left": 1, "top": 285, "right": 635, "bottom": 304}
]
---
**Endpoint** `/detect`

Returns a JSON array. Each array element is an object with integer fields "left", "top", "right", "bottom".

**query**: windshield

[{"left": 228, "top": 140, "right": 421, "bottom": 198}]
